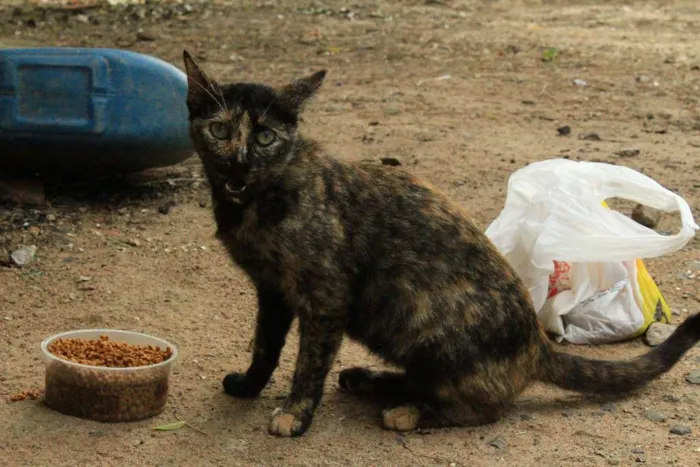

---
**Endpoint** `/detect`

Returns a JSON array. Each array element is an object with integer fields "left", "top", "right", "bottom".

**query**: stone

[
  {"left": 487, "top": 435, "right": 507, "bottom": 450},
  {"left": 670, "top": 425, "right": 692, "bottom": 436},
  {"left": 686, "top": 369, "right": 700, "bottom": 385},
  {"left": 616, "top": 148, "right": 641, "bottom": 158},
  {"left": 600, "top": 402, "right": 616, "bottom": 413},
  {"left": 557, "top": 125, "right": 571, "bottom": 136},
  {"left": 10, "top": 245, "right": 37, "bottom": 267},
  {"left": 644, "top": 322, "right": 677, "bottom": 346},
  {"left": 642, "top": 409, "right": 667, "bottom": 422},
  {"left": 632, "top": 204, "right": 662, "bottom": 229}
]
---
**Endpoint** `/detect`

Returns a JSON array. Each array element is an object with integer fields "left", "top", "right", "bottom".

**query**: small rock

[
  {"left": 608, "top": 460, "right": 620, "bottom": 466},
  {"left": 636, "top": 75, "right": 653, "bottom": 83},
  {"left": 381, "top": 157, "right": 401, "bottom": 167},
  {"left": 663, "top": 394, "right": 681, "bottom": 403},
  {"left": 384, "top": 107, "right": 401, "bottom": 116},
  {"left": 643, "top": 409, "right": 667, "bottom": 422},
  {"left": 198, "top": 199, "right": 209, "bottom": 208},
  {"left": 670, "top": 425, "right": 692, "bottom": 436},
  {"left": 686, "top": 260, "right": 700, "bottom": 271},
  {"left": 487, "top": 435, "right": 507, "bottom": 450},
  {"left": 632, "top": 204, "right": 662, "bottom": 229},
  {"left": 126, "top": 239, "right": 141, "bottom": 247},
  {"left": 520, "top": 413, "right": 536, "bottom": 421},
  {"left": 631, "top": 448, "right": 645, "bottom": 454},
  {"left": 573, "top": 78, "right": 587, "bottom": 86},
  {"left": 581, "top": 132, "right": 601, "bottom": 141},
  {"left": 46, "top": 214, "right": 56, "bottom": 222},
  {"left": 616, "top": 148, "right": 641, "bottom": 158},
  {"left": 158, "top": 202, "right": 174, "bottom": 215},
  {"left": 687, "top": 369, "right": 700, "bottom": 385},
  {"left": 136, "top": 30, "right": 156, "bottom": 41},
  {"left": 600, "top": 402, "right": 616, "bottom": 413},
  {"left": 10, "top": 245, "right": 37, "bottom": 267},
  {"left": 75, "top": 14, "right": 89, "bottom": 24},
  {"left": 635, "top": 455, "right": 646, "bottom": 463},
  {"left": 557, "top": 125, "right": 571, "bottom": 136},
  {"left": 644, "top": 322, "right": 677, "bottom": 346},
  {"left": 562, "top": 409, "right": 575, "bottom": 418}
]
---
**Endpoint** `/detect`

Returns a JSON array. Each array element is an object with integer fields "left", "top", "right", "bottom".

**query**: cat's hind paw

[{"left": 382, "top": 405, "right": 421, "bottom": 432}]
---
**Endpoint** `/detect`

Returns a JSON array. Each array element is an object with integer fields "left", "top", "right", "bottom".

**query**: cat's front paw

[
  {"left": 268, "top": 407, "right": 312, "bottom": 437},
  {"left": 222, "top": 372, "right": 263, "bottom": 398}
]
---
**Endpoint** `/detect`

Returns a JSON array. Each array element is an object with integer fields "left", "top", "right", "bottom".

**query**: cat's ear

[
  {"left": 183, "top": 50, "right": 216, "bottom": 108},
  {"left": 278, "top": 70, "right": 327, "bottom": 113}
]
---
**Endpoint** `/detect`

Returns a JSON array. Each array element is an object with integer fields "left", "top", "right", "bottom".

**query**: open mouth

[{"left": 224, "top": 181, "right": 247, "bottom": 196}]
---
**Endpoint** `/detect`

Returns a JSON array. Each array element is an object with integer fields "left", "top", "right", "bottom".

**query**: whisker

[
  {"left": 213, "top": 82, "right": 229, "bottom": 113},
  {"left": 260, "top": 96, "right": 277, "bottom": 121},
  {"left": 190, "top": 78, "right": 226, "bottom": 114}
]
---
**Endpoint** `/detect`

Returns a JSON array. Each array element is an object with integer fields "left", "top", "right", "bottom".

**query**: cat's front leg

[
  {"left": 223, "top": 289, "right": 293, "bottom": 398},
  {"left": 269, "top": 313, "right": 344, "bottom": 437}
]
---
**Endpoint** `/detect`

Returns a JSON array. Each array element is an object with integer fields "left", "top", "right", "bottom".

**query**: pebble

[
  {"left": 663, "top": 394, "right": 681, "bottom": 403},
  {"left": 380, "top": 157, "right": 401, "bottom": 166},
  {"left": 10, "top": 245, "right": 37, "bottom": 267},
  {"left": 384, "top": 107, "right": 401, "bottom": 116},
  {"left": 686, "top": 369, "right": 700, "bottom": 385},
  {"left": 158, "top": 202, "right": 174, "bottom": 215},
  {"left": 600, "top": 402, "right": 616, "bottom": 413},
  {"left": 631, "top": 447, "right": 644, "bottom": 454},
  {"left": 46, "top": 214, "right": 56, "bottom": 222},
  {"left": 126, "top": 239, "right": 141, "bottom": 247},
  {"left": 581, "top": 132, "right": 601, "bottom": 141},
  {"left": 670, "top": 425, "right": 692, "bottom": 436},
  {"left": 632, "top": 204, "right": 661, "bottom": 228},
  {"left": 520, "top": 413, "right": 536, "bottom": 421},
  {"left": 557, "top": 125, "right": 571, "bottom": 136},
  {"left": 642, "top": 409, "right": 667, "bottom": 422},
  {"left": 616, "top": 148, "right": 641, "bottom": 158},
  {"left": 644, "top": 322, "right": 676, "bottom": 346},
  {"left": 562, "top": 409, "right": 575, "bottom": 418},
  {"left": 608, "top": 460, "right": 620, "bottom": 466},
  {"left": 487, "top": 435, "right": 507, "bottom": 450}
]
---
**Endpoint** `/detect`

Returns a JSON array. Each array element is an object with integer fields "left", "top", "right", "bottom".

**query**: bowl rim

[{"left": 41, "top": 328, "right": 178, "bottom": 372}]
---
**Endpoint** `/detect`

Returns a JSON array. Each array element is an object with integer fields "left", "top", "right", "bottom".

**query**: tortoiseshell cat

[{"left": 182, "top": 50, "right": 700, "bottom": 437}]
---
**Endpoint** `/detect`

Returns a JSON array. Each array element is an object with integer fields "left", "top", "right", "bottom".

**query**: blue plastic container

[{"left": 0, "top": 48, "right": 194, "bottom": 176}]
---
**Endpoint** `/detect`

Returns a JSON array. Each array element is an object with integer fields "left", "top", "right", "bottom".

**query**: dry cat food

[
  {"left": 43, "top": 334, "right": 175, "bottom": 422},
  {"left": 47, "top": 335, "right": 173, "bottom": 368},
  {"left": 8, "top": 389, "right": 43, "bottom": 402}
]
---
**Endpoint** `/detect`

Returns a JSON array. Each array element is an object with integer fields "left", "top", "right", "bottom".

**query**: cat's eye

[
  {"left": 255, "top": 129, "right": 276, "bottom": 146},
  {"left": 210, "top": 122, "right": 232, "bottom": 140}
]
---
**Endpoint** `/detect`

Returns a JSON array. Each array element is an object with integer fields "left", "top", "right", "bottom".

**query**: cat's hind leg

[{"left": 338, "top": 367, "right": 407, "bottom": 397}]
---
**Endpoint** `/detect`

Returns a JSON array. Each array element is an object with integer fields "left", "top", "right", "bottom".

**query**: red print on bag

[{"left": 547, "top": 260, "right": 571, "bottom": 299}]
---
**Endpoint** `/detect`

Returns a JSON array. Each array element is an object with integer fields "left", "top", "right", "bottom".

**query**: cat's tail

[{"left": 536, "top": 312, "right": 700, "bottom": 394}]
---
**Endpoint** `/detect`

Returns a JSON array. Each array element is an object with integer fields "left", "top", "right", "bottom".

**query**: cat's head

[{"left": 182, "top": 50, "right": 326, "bottom": 197}]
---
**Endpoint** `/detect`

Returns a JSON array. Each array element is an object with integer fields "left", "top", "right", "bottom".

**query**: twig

[{"left": 174, "top": 413, "right": 209, "bottom": 436}]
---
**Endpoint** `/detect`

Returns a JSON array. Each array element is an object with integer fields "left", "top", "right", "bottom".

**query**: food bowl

[{"left": 41, "top": 329, "right": 178, "bottom": 422}]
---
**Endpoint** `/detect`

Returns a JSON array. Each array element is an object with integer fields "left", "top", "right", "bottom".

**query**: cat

[{"left": 182, "top": 50, "right": 700, "bottom": 438}]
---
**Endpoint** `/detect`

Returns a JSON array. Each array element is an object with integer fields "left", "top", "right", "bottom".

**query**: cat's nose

[{"left": 233, "top": 147, "right": 248, "bottom": 165}]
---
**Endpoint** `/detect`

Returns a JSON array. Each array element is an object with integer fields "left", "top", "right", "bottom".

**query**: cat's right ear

[{"left": 183, "top": 50, "right": 215, "bottom": 108}]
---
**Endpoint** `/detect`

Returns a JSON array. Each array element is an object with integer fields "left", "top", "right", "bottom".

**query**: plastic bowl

[{"left": 41, "top": 329, "right": 178, "bottom": 422}]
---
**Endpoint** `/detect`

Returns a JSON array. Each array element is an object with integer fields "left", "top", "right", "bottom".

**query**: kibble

[
  {"left": 8, "top": 389, "right": 44, "bottom": 402},
  {"left": 44, "top": 335, "right": 174, "bottom": 422},
  {"left": 48, "top": 335, "right": 172, "bottom": 368}
]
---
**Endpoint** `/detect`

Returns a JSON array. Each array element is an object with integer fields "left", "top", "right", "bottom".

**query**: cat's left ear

[{"left": 279, "top": 70, "right": 327, "bottom": 114}]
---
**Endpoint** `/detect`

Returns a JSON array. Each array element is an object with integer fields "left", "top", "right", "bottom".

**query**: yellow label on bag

[{"left": 601, "top": 201, "right": 672, "bottom": 336}]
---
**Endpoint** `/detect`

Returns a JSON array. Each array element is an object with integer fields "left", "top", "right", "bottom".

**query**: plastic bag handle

[{"left": 527, "top": 160, "right": 698, "bottom": 265}]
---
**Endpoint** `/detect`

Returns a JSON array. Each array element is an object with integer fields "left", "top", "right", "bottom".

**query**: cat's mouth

[{"left": 224, "top": 181, "right": 247, "bottom": 196}]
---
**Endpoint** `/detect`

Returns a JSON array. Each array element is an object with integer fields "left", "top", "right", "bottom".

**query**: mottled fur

[{"left": 182, "top": 50, "right": 700, "bottom": 437}]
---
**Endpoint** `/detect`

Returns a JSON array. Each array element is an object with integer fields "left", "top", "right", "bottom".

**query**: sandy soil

[{"left": 1, "top": 1, "right": 699, "bottom": 466}]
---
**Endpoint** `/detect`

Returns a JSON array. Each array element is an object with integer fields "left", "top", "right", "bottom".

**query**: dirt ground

[{"left": 1, "top": 0, "right": 700, "bottom": 465}]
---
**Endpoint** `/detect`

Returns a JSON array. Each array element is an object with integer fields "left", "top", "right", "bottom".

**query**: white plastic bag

[{"left": 485, "top": 158, "right": 698, "bottom": 344}]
